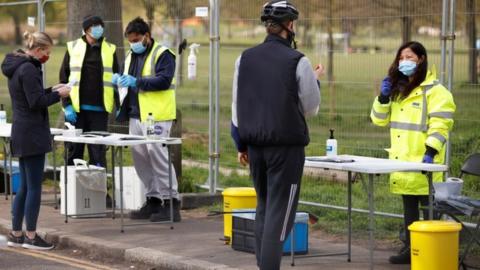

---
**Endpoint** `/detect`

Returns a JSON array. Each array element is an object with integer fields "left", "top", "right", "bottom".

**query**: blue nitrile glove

[
  {"left": 422, "top": 154, "right": 434, "bottom": 164},
  {"left": 118, "top": 75, "right": 137, "bottom": 88},
  {"left": 380, "top": 76, "right": 392, "bottom": 96},
  {"left": 64, "top": 105, "right": 77, "bottom": 124},
  {"left": 111, "top": 73, "right": 121, "bottom": 85}
]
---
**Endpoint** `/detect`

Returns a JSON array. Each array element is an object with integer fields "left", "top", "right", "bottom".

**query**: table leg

[
  {"left": 348, "top": 171, "right": 352, "bottom": 262},
  {"left": 168, "top": 144, "right": 174, "bottom": 229},
  {"left": 3, "top": 143, "right": 7, "bottom": 200},
  {"left": 111, "top": 146, "right": 116, "bottom": 219},
  {"left": 368, "top": 174, "right": 374, "bottom": 270},
  {"left": 427, "top": 172, "right": 433, "bottom": 220},
  {"left": 8, "top": 147, "right": 13, "bottom": 204},
  {"left": 64, "top": 143, "right": 68, "bottom": 223},
  {"left": 119, "top": 147, "right": 124, "bottom": 233},
  {"left": 290, "top": 225, "right": 295, "bottom": 266},
  {"left": 53, "top": 140, "right": 58, "bottom": 209}
]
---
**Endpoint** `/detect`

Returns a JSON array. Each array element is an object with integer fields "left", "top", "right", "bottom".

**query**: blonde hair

[{"left": 23, "top": 31, "right": 53, "bottom": 50}]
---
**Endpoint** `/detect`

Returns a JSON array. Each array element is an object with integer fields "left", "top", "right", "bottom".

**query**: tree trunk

[
  {"left": 143, "top": 0, "right": 155, "bottom": 29},
  {"left": 466, "top": 0, "right": 477, "bottom": 84},
  {"left": 401, "top": 0, "right": 411, "bottom": 44},
  {"left": 67, "top": 0, "right": 124, "bottom": 60},
  {"left": 327, "top": 0, "right": 336, "bottom": 118},
  {"left": 12, "top": 13, "right": 22, "bottom": 45}
]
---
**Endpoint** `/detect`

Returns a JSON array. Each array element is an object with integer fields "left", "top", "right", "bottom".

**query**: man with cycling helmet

[{"left": 231, "top": 1, "right": 324, "bottom": 269}]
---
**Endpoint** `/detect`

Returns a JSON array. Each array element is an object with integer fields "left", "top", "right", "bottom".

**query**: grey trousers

[{"left": 129, "top": 118, "right": 178, "bottom": 200}]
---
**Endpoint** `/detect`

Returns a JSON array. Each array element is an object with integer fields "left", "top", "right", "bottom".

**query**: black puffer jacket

[{"left": 1, "top": 50, "right": 60, "bottom": 157}]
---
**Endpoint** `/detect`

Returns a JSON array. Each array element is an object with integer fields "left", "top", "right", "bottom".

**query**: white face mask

[{"left": 398, "top": 60, "right": 417, "bottom": 76}]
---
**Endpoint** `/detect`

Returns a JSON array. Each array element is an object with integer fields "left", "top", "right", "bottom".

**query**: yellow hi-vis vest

[
  {"left": 370, "top": 70, "right": 456, "bottom": 195},
  {"left": 66, "top": 38, "right": 116, "bottom": 113},
  {"left": 123, "top": 41, "right": 176, "bottom": 122}
]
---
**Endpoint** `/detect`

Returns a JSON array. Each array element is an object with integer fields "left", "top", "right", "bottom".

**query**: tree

[
  {"left": 466, "top": 0, "right": 477, "bottom": 84},
  {"left": 66, "top": 0, "right": 124, "bottom": 59},
  {"left": 0, "top": 0, "right": 35, "bottom": 45}
]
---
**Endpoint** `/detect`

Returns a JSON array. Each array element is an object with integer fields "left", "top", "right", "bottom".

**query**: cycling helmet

[{"left": 261, "top": 0, "right": 299, "bottom": 23}]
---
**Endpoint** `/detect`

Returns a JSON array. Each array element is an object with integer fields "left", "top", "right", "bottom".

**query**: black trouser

[
  {"left": 67, "top": 110, "right": 108, "bottom": 167},
  {"left": 402, "top": 194, "right": 429, "bottom": 246},
  {"left": 248, "top": 145, "right": 305, "bottom": 270}
]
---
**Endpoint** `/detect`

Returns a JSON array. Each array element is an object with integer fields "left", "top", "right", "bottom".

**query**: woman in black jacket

[{"left": 1, "top": 31, "right": 70, "bottom": 250}]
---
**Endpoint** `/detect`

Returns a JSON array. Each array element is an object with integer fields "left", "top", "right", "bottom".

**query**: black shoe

[
  {"left": 129, "top": 197, "right": 161, "bottom": 219},
  {"left": 22, "top": 234, "right": 54, "bottom": 250},
  {"left": 389, "top": 246, "right": 411, "bottom": 264},
  {"left": 150, "top": 198, "right": 182, "bottom": 222},
  {"left": 7, "top": 232, "right": 24, "bottom": 248}
]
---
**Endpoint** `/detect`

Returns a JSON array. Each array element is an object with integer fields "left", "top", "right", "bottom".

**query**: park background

[{"left": 0, "top": 0, "right": 479, "bottom": 252}]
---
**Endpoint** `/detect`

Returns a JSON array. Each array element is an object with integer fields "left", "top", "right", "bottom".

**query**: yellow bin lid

[
  {"left": 408, "top": 220, "right": 461, "bottom": 232},
  {"left": 222, "top": 187, "right": 256, "bottom": 196}
]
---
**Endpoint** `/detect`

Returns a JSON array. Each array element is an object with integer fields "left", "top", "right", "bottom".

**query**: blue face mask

[
  {"left": 130, "top": 36, "right": 147, "bottom": 54},
  {"left": 90, "top": 25, "right": 104, "bottom": 40},
  {"left": 398, "top": 60, "right": 417, "bottom": 76}
]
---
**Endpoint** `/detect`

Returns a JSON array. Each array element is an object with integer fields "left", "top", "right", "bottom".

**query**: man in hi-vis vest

[
  {"left": 113, "top": 17, "right": 180, "bottom": 222},
  {"left": 59, "top": 15, "right": 119, "bottom": 167}
]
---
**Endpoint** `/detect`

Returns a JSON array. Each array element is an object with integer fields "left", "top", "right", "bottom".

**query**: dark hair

[
  {"left": 388, "top": 41, "right": 428, "bottom": 100},
  {"left": 82, "top": 15, "right": 104, "bottom": 31},
  {"left": 124, "top": 17, "right": 150, "bottom": 37}
]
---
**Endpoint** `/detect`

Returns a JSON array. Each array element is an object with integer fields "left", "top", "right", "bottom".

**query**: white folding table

[
  {"left": 304, "top": 155, "right": 447, "bottom": 270},
  {"left": 0, "top": 123, "right": 63, "bottom": 208},
  {"left": 54, "top": 133, "right": 181, "bottom": 232}
]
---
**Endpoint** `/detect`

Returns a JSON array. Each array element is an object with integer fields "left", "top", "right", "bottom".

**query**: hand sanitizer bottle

[
  {"left": 326, "top": 129, "right": 337, "bottom": 157},
  {"left": 0, "top": 104, "right": 6, "bottom": 124}
]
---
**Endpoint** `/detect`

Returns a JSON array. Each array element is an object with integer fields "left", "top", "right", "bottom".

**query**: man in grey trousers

[{"left": 231, "top": 1, "right": 323, "bottom": 269}]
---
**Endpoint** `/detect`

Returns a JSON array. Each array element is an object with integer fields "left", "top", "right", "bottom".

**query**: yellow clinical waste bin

[
  {"left": 409, "top": 220, "right": 462, "bottom": 270},
  {"left": 222, "top": 187, "right": 256, "bottom": 244}
]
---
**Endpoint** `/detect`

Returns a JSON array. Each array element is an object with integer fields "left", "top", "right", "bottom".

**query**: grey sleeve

[
  {"left": 231, "top": 55, "right": 241, "bottom": 126},
  {"left": 296, "top": 56, "right": 320, "bottom": 117}
]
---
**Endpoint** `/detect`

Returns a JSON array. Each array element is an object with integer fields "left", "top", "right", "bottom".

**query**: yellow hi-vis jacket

[
  {"left": 370, "top": 70, "right": 456, "bottom": 195},
  {"left": 123, "top": 41, "right": 176, "bottom": 122},
  {"left": 66, "top": 38, "right": 116, "bottom": 113}
]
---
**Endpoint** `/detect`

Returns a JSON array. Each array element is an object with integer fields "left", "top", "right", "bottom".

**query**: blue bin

[
  {"left": 283, "top": 212, "right": 309, "bottom": 254},
  {"left": 232, "top": 210, "right": 309, "bottom": 255},
  {"left": 11, "top": 170, "right": 20, "bottom": 194}
]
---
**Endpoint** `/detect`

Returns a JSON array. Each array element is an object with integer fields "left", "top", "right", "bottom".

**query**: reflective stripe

[
  {"left": 70, "top": 67, "right": 82, "bottom": 72},
  {"left": 372, "top": 109, "right": 388, "bottom": 120},
  {"left": 390, "top": 121, "right": 427, "bottom": 131},
  {"left": 150, "top": 45, "right": 163, "bottom": 73},
  {"left": 103, "top": 81, "right": 114, "bottom": 88},
  {"left": 429, "top": 111, "right": 453, "bottom": 119},
  {"left": 104, "top": 67, "right": 113, "bottom": 73},
  {"left": 429, "top": 132, "right": 447, "bottom": 144}
]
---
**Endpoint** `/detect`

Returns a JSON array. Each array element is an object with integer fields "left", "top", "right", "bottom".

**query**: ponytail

[{"left": 23, "top": 31, "right": 53, "bottom": 50}]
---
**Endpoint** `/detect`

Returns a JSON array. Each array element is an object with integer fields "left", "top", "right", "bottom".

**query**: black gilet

[{"left": 237, "top": 34, "right": 309, "bottom": 147}]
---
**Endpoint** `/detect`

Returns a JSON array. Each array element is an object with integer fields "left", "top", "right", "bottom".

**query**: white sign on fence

[
  {"left": 195, "top": 7, "right": 209, "bottom": 17},
  {"left": 27, "top": 17, "right": 36, "bottom": 27}
]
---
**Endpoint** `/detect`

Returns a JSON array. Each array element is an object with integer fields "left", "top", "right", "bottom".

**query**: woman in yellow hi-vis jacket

[{"left": 370, "top": 41, "right": 456, "bottom": 265}]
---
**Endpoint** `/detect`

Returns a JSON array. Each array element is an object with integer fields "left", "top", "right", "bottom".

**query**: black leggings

[{"left": 402, "top": 194, "right": 429, "bottom": 245}]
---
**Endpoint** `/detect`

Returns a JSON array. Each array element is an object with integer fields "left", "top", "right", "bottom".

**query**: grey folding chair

[{"left": 434, "top": 153, "right": 480, "bottom": 269}]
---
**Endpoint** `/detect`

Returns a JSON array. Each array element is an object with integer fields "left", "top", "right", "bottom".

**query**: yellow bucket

[
  {"left": 409, "top": 220, "right": 461, "bottom": 270},
  {"left": 222, "top": 187, "right": 256, "bottom": 244}
]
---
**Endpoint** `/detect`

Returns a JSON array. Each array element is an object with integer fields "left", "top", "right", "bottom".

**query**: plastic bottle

[
  {"left": 0, "top": 104, "right": 6, "bottom": 124},
  {"left": 187, "top": 43, "right": 200, "bottom": 80},
  {"left": 326, "top": 129, "right": 337, "bottom": 157},
  {"left": 146, "top": 112, "right": 155, "bottom": 138}
]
